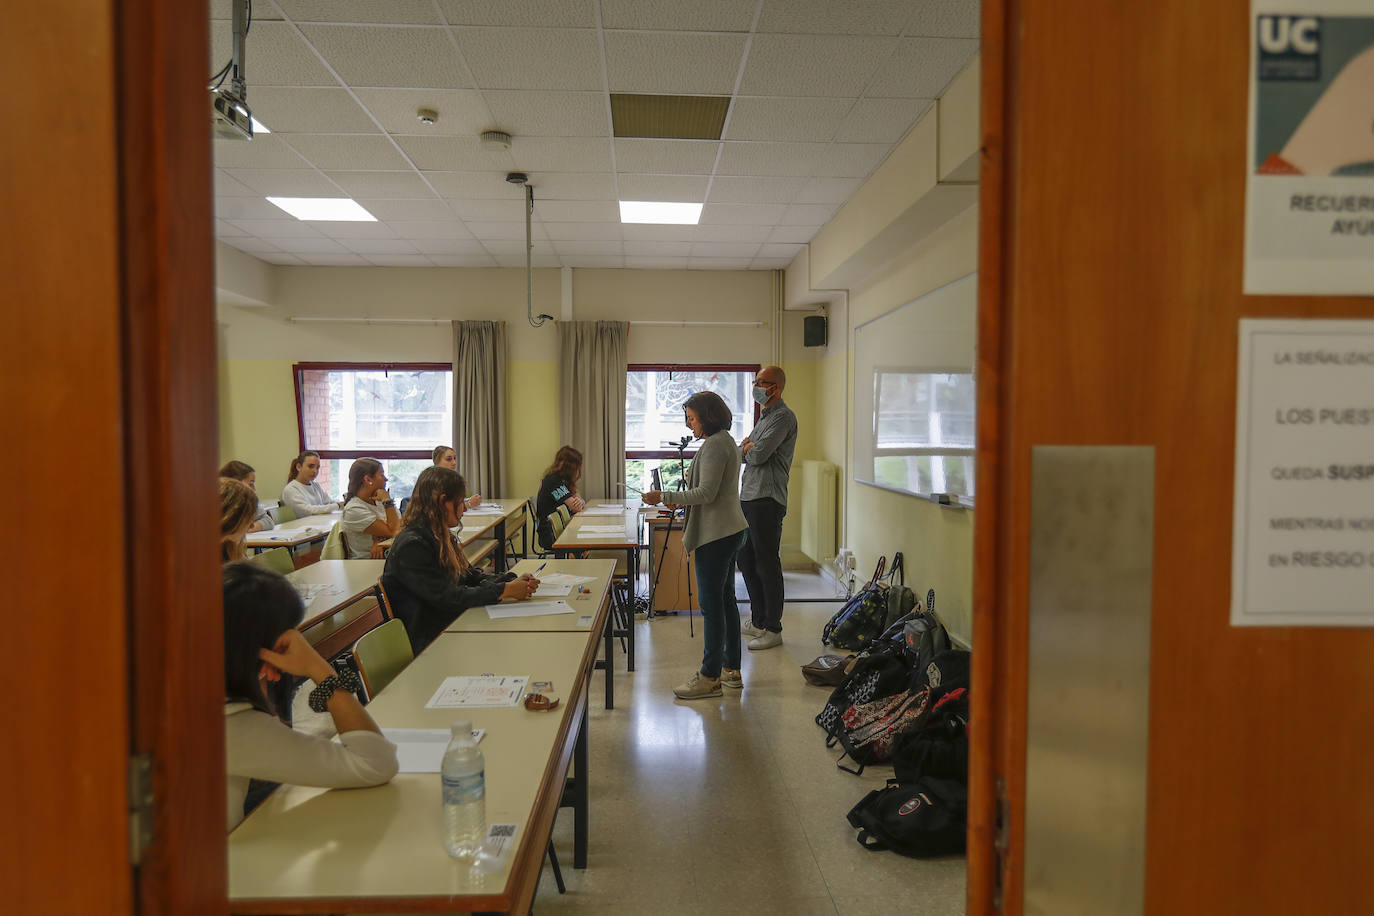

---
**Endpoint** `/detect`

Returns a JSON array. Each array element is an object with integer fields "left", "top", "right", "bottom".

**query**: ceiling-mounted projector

[
  {"left": 210, "top": 0, "right": 254, "bottom": 141},
  {"left": 212, "top": 88, "right": 254, "bottom": 141}
]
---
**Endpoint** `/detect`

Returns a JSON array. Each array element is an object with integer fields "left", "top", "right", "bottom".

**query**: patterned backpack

[{"left": 823, "top": 554, "right": 917, "bottom": 651}]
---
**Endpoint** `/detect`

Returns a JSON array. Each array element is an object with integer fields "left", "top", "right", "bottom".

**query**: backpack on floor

[
  {"left": 846, "top": 777, "right": 968, "bottom": 858},
  {"left": 823, "top": 553, "right": 917, "bottom": 651},
  {"left": 892, "top": 688, "right": 969, "bottom": 784},
  {"left": 815, "top": 641, "right": 915, "bottom": 745}
]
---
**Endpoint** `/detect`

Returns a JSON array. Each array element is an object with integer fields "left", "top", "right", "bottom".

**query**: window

[
  {"left": 294, "top": 363, "right": 452, "bottom": 501},
  {"left": 624, "top": 364, "right": 759, "bottom": 494},
  {"left": 872, "top": 371, "right": 976, "bottom": 499}
]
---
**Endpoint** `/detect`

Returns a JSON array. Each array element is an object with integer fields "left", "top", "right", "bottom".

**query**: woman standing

[
  {"left": 219, "top": 459, "right": 274, "bottom": 531},
  {"left": 432, "top": 446, "right": 481, "bottom": 508},
  {"left": 340, "top": 458, "right": 402, "bottom": 559},
  {"left": 535, "top": 445, "right": 587, "bottom": 550},
  {"left": 382, "top": 466, "right": 539, "bottom": 654},
  {"left": 643, "top": 391, "right": 748, "bottom": 699},
  {"left": 281, "top": 450, "right": 342, "bottom": 519},
  {"left": 220, "top": 477, "right": 259, "bottom": 564}
]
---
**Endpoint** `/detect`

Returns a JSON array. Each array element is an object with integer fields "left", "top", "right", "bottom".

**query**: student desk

[
  {"left": 378, "top": 501, "right": 525, "bottom": 571},
  {"left": 284, "top": 560, "right": 385, "bottom": 660},
  {"left": 446, "top": 559, "right": 616, "bottom": 709},
  {"left": 551, "top": 508, "right": 643, "bottom": 672},
  {"left": 228, "top": 629, "right": 598, "bottom": 914},
  {"left": 244, "top": 512, "right": 340, "bottom": 554}
]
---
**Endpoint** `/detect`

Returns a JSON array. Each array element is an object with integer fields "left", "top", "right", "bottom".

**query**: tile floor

[{"left": 530, "top": 599, "right": 967, "bottom": 915}]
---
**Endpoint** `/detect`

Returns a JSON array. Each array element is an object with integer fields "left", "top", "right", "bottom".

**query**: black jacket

[{"left": 380, "top": 524, "right": 507, "bottom": 655}]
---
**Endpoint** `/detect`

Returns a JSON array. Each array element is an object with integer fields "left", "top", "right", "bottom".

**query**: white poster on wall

[
  {"left": 1244, "top": 2, "right": 1374, "bottom": 295},
  {"left": 1232, "top": 319, "right": 1374, "bottom": 626}
]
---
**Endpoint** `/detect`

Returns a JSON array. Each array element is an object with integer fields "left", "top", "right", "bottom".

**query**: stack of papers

[
  {"left": 381, "top": 727, "right": 486, "bottom": 773},
  {"left": 425, "top": 675, "right": 528, "bottom": 709}
]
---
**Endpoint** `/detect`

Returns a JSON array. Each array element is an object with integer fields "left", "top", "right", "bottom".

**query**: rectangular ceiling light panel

[
  {"left": 611, "top": 94, "right": 730, "bottom": 140},
  {"left": 619, "top": 201, "right": 703, "bottom": 224},
  {"left": 267, "top": 197, "right": 377, "bottom": 222}
]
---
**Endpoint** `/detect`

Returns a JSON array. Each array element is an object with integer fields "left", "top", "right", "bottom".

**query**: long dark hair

[
  {"left": 684, "top": 390, "right": 732, "bottom": 437},
  {"left": 402, "top": 466, "right": 470, "bottom": 579},
  {"left": 286, "top": 450, "right": 320, "bottom": 485},
  {"left": 222, "top": 563, "right": 305, "bottom": 713},
  {"left": 542, "top": 445, "right": 583, "bottom": 489},
  {"left": 345, "top": 457, "right": 382, "bottom": 501}
]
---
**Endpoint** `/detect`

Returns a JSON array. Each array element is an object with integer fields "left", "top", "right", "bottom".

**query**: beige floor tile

[{"left": 833, "top": 889, "right": 966, "bottom": 915}]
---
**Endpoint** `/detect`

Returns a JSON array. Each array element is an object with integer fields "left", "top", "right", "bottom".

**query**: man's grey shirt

[{"left": 740, "top": 398, "right": 798, "bottom": 508}]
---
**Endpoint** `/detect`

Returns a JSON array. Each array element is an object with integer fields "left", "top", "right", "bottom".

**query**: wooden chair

[
  {"left": 350, "top": 619, "right": 413, "bottom": 700},
  {"left": 249, "top": 546, "right": 294, "bottom": 575},
  {"left": 320, "top": 522, "right": 347, "bottom": 560}
]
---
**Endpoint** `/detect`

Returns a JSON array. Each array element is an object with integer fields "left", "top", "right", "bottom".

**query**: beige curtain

[
  {"left": 452, "top": 320, "right": 507, "bottom": 497},
  {"left": 558, "top": 321, "right": 628, "bottom": 500}
]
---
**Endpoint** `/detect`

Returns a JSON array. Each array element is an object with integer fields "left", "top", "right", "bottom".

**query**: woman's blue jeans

[{"left": 694, "top": 530, "right": 746, "bottom": 679}]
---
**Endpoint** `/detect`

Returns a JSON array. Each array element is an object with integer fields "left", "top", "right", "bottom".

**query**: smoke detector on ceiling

[
  {"left": 480, "top": 129, "right": 513, "bottom": 151},
  {"left": 416, "top": 107, "right": 438, "bottom": 126}
]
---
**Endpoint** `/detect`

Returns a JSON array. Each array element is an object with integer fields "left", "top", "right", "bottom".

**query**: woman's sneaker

[
  {"left": 720, "top": 667, "right": 743, "bottom": 689},
  {"left": 673, "top": 671, "right": 722, "bottom": 699}
]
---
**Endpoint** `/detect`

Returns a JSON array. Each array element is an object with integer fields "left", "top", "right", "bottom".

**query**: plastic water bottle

[{"left": 441, "top": 719, "right": 486, "bottom": 858}]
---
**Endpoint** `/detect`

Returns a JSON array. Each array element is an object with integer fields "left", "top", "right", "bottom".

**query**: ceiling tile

[
  {"left": 299, "top": 25, "right": 471, "bottom": 88},
  {"left": 482, "top": 239, "right": 555, "bottom": 254},
  {"left": 224, "top": 169, "right": 342, "bottom": 196},
  {"left": 533, "top": 199, "right": 620, "bottom": 221},
  {"left": 366, "top": 254, "right": 436, "bottom": 266},
  {"left": 794, "top": 176, "right": 864, "bottom": 203},
  {"left": 904, "top": 0, "right": 982, "bottom": 38},
  {"left": 213, "top": 136, "right": 311, "bottom": 169},
  {"left": 552, "top": 240, "right": 625, "bottom": 256},
  {"left": 723, "top": 97, "right": 853, "bottom": 142},
  {"left": 782, "top": 203, "right": 838, "bottom": 225},
  {"left": 716, "top": 141, "right": 888, "bottom": 177},
  {"left": 355, "top": 198, "right": 455, "bottom": 220},
  {"left": 700, "top": 202, "right": 789, "bottom": 224},
  {"left": 484, "top": 91, "right": 610, "bottom": 138},
  {"left": 438, "top": 0, "right": 595, "bottom": 28},
  {"left": 741, "top": 35, "right": 896, "bottom": 97},
  {"left": 299, "top": 253, "right": 372, "bottom": 266},
  {"left": 455, "top": 28, "right": 602, "bottom": 91},
  {"left": 214, "top": 169, "right": 259, "bottom": 197},
  {"left": 387, "top": 220, "right": 476, "bottom": 239},
  {"left": 563, "top": 256, "right": 626, "bottom": 268},
  {"left": 625, "top": 256, "right": 689, "bottom": 269},
  {"left": 600, "top": 0, "right": 758, "bottom": 32},
  {"left": 866, "top": 37, "right": 979, "bottom": 98},
  {"left": 427, "top": 170, "right": 525, "bottom": 199},
  {"left": 526, "top": 172, "right": 617, "bottom": 200},
  {"left": 226, "top": 218, "right": 325, "bottom": 238},
  {"left": 706, "top": 176, "right": 805, "bottom": 204},
  {"left": 395, "top": 135, "right": 513, "bottom": 171},
  {"left": 621, "top": 225, "right": 697, "bottom": 241},
  {"left": 284, "top": 134, "right": 412, "bottom": 170},
  {"left": 834, "top": 98, "right": 932, "bottom": 143},
  {"left": 757, "top": 243, "right": 803, "bottom": 259},
  {"left": 751, "top": 258, "right": 794, "bottom": 269},
  {"left": 313, "top": 221, "right": 402, "bottom": 239},
  {"left": 216, "top": 218, "right": 250, "bottom": 237},
  {"left": 767, "top": 225, "right": 821, "bottom": 243},
  {"left": 410, "top": 238, "right": 490, "bottom": 254},
  {"left": 247, "top": 87, "right": 382, "bottom": 134},
  {"left": 691, "top": 241, "right": 761, "bottom": 258},
  {"left": 616, "top": 174, "right": 709, "bottom": 202},
  {"left": 540, "top": 222, "right": 624, "bottom": 241},
  {"left": 512, "top": 137, "right": 614, "bottom": 173},
  {"left": 428, "top": 254, "right": 499, "bottom": 267},
  {"left": 466, "top": 222, "right": 549, "bottom": 241},
  {"left": 604, "top": 32, "right": 747, "bottom": 95},
  {"left": 339, "top": 237, "right": 419, "bottom": 254},
  {"left": 222, "top": 237, "right": 281, "bottom": 254},
  {"left": 278, "top": 237, "right": 350, "bottom": 254},
  {"left": 323, "top": 171, "right": 437, "bottom": 198},
  {"left": 691, "top": 224, "right": 773, "bottom": 242},
  {"left": 352, "top": 89, "right": 490, "bottom": 136},
  {"left": 494, "top": 254, "right": 562, "bottom": 267},
  {"left": 687, "top": 257, "right": 754, "bottom": 269},
  {"left": 453, "top": 199, "right": 529, "bottom": 220},
  {"left": 756, "top": 0, "right": 916, "bottom": 35},
  {"left": 624, "top": 241, "right": 694, "bottom": 257},
  {"left": 614, "top": 139, "right": 719, "bottom": 174},
  {"left": 259, "top": 253, "right": 308, "bottom": 265},
  {"left": 277, "top": 0, "right": 443, "bottom": 24},
  {"left": 812, "top": 143, "right": 892, "bottom": 177},
  {"left": 209, "top": 21, "right": 336, "bottom": 86},
  {"left": 215, "top": 197, "right": 294, "bottom": 221}
]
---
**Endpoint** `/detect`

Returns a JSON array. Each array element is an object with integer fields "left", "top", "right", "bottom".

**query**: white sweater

[
  {"left": 281, "top": 479, "right": 337, "bottom": 518},
  {"left": 224, "top": 701, "right": 398, "bottom": 830}
]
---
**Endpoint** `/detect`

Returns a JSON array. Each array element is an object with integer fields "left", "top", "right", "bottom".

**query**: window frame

[
  {"left": 292, "top": 361, "right": 453, "bottom": 461},
  {"left": 867, "top": 365, "right": 976, "bottom": 502},
  {"left": 624, "top": 362, "right": 762, "bottom": 459}
]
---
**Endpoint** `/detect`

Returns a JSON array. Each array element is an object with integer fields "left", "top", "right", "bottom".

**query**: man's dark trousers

[{"left": 738, "top": 497, "right": 786, "bottom": 632}]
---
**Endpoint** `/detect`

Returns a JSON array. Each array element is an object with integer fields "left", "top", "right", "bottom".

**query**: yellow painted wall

[{"left": 219, "top": 359, "right": 303, "bottom": 498}]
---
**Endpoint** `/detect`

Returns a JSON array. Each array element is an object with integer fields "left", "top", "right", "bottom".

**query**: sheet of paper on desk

[
  {"left": 536, "top": 572, "right": 597, "bottom": 587},
  {"left": 580, "top": 505, "right": 625, "bottom": 515},
  {"left": 381, "top": 727, "right": 486, "bottom": 773},
  {"left": 484, "top": 600, "right": 575, "bottom": 619},
  {"left": 425, "top": 675, "right": 528, "bottom": 709},
  {"left": 249, "top": 528, "right": 322, "bottom": 542},
  {"left": 292, "top": 583, "right": 337, "bottom": 603},
  {"left": 463, "top": 505, "right": 504, "bottom": 515},
  {"left": 527, "top": 582, "right": 574, "bottom": 596},
  {"left": 577, "top": 525, "right": 629, "bottom": 534}
]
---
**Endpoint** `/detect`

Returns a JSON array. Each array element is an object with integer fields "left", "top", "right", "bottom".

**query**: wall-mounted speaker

[{"left": 803, "top": 315, "right": 827, "bottom": 348}]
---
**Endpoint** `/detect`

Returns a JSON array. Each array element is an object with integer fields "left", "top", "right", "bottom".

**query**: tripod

[{"left": 646, "top": 437, "right": 694, "bottom": 635}]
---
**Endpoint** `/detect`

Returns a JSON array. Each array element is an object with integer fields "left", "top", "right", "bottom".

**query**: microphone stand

[{"left": 646, "top": 437, "right": 694, "bottom": 636}]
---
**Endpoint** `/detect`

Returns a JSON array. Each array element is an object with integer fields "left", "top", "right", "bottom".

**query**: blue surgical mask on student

[{"left": 752, "top": 385, "right": 771, "bottom": 406}]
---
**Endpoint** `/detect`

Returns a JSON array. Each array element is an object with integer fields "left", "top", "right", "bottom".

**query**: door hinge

[
  {"left": 128, "top": 752, "right": 154, "bottom": 866},
  {"left": 993, "top": 776, "right": 1010, "bottom": 911}
]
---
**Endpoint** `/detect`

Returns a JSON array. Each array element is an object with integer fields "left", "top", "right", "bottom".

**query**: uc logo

[{"left": 1258, "top": 16, "right": 1320, "bottom": 55}]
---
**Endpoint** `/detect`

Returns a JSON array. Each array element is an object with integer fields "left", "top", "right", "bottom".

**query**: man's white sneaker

[
  {"left": 720, "top": 667, "right": 743, "bottom": 689},
  {"left": 673, "top": 671, "right": 722, "bottom": 699},
  {"left": 740, "top": 621, "right": 766, "bottom": 639},
  {"left": 748, "top": 630, "right": 783, "bottom": 651}
]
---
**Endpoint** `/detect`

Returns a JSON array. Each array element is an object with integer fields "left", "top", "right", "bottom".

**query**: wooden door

[{"left": 973, "top": 1, "right": 1374, "bottom": 914}]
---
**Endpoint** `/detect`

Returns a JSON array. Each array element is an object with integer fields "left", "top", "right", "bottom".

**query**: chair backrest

[
  {"left": 320, "top": 522, "right": 346, "bottom": 560},
  {"left": 555, "top": 504, "right": 572, "bottom": 525},
  {"left": 351, "top": 618, "right": 413, "bottom": 699},
  {"left": 549, "top": 509, "right": 566, "bottom": 540},
  {"left": 274, "top": 503, "right": 296, "bottom": 523},
  {"left": 374, "top": 581, "right": 395, "bottom": 620},
  {"left": 249, "top": 546, "right": 294, "bottom": 575}
]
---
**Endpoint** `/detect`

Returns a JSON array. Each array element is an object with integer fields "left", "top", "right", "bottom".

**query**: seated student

[
  {"left": 340, "top": 458, "right": 402, "bottom": 559},
  {"left": 222, "top": 562, "right": 398, "bottom": 830},
  {"left": 433, "top": 446, "right": 482, "bottom": 508},
  {"left": 382, "top": 466, "right": 539, "bottom": 654},
  {"left": 219, "top": 459, "right": 274, "bottom": 532},
  {"left": 281, "top": 450, "right": 343, "bottom": 519},
  {"left": 221, "top": 477, "right": 258, "bottom": 564},
  {"left": 535, "top": 446, "right": 587, "bottom": 550}
]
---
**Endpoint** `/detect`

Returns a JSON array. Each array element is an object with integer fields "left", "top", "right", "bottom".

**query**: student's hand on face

[
  {"left": 642, "top": 490, "right": 663, "bottom": 506},
  {"left": 259, "top": 630, "right": 333, "bottom": 683},
  {"left": 369, "top": 542, "right": 387, "bottom": 559},
  {"left": 374, "top": 488, "right": 392, "bottom": 504}
]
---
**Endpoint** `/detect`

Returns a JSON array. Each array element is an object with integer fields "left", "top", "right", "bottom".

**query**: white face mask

[{"left": 752, "top": 385, "right": 771, "bottom": 405}]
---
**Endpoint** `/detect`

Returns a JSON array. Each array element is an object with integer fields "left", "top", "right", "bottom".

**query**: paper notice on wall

[
  {"left": 1244, "top": 2, "right": 1374, "bottom": 295},
  {"left": 1231, "top": 319, "right": 1374, "bottom": 626}
]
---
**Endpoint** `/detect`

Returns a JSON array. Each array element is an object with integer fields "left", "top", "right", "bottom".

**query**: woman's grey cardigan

[{"left": 662, "top": 430, "right": 748, "bottom": 553}]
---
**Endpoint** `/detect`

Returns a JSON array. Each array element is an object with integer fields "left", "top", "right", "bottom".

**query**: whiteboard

[{"left": 852, "top": 273, "right": 977, "bottom": 502}]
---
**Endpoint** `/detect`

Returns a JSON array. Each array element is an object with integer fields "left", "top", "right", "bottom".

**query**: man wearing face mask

[{"left": 738, "top": 365, "right": 798, "bottom": 650}]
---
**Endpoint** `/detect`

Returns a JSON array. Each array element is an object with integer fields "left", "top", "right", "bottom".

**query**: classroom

[{"left": 13, "top": 1, "right": 1371, "bottom": 915}]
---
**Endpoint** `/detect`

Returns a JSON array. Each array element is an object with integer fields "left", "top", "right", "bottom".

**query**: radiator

[{"left": 800, "top": 460, "right": 838, "bottom": 563}]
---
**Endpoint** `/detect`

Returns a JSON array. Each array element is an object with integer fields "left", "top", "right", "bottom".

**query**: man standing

[{"left": 738, "top": 365, "right": 798, "bottom": 650}]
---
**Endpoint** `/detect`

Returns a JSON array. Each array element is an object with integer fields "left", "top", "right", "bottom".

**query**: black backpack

[
  {"left": 815, "top": 641, "right": 914, "bottom": 745},
  {"left": 892, "top": 686, "right": 969, "bottom": 784},
  {"left": 823, "top": 553, "right": 917, "bottom": 651},
  {"left": 846, "top": 777, "right": 968, "bottom": 858}
]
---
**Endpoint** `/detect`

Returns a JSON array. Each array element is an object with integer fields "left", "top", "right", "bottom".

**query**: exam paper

[
  {"left": 484, "top": 600, "right": 575, "bottom": 619},
  {"left": 580, "top": 506, "right": 625, "bottom": 515},
  {"left": 292, "top": 583, "right": 338, "bottom": 603},
  {"left": 536, "top": 573, "right": 597, "bottom": 587},
  {"left": 381, "top": 727, "right": 486, "bottom": 773},
  {"left": 425, "top": 675, "right": 528, "bottom": 709}
]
